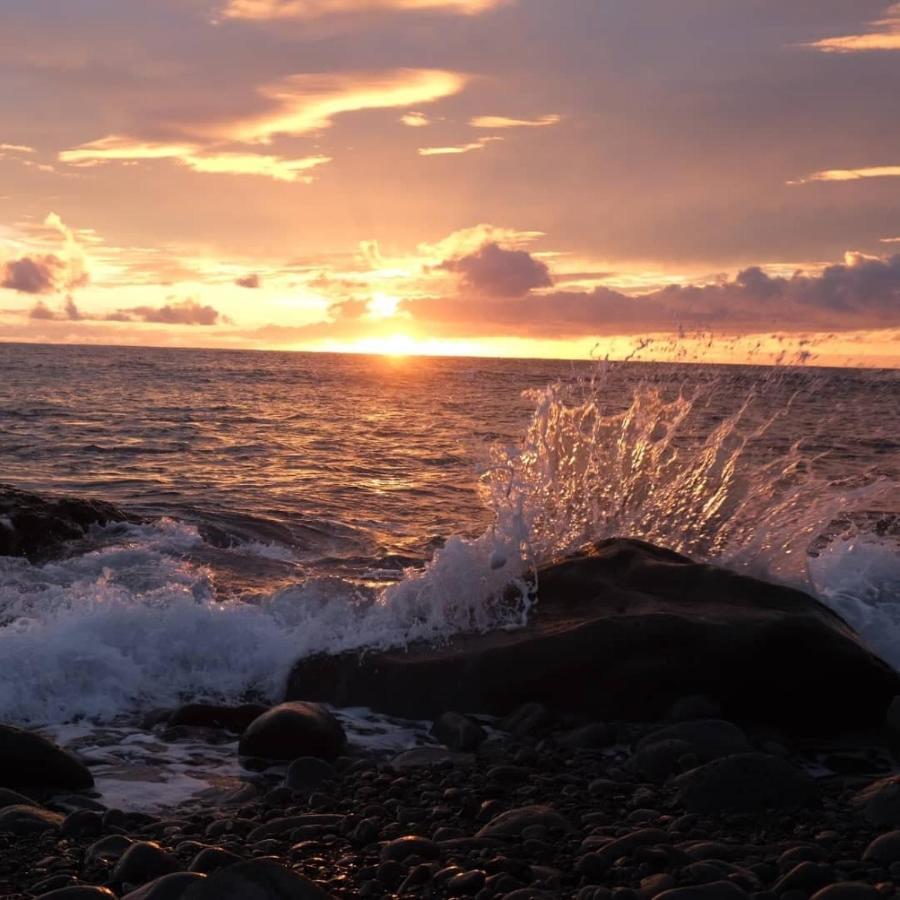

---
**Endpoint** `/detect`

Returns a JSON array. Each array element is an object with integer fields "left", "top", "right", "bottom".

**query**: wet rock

[
  {"left": 810, "top": 885, "right": 881, "bottom": 900},
  {"left": 0, "top": 724, "right": 94, "bottom": 790},
  {"left": 111, "top": 841, "right": 178, "bottom": 887},
  {"left": 656, "top": 883, "right": 750, "bottom": 900},
  {"left": 381, "top": 835, "right": 441, "bottom": 862},
  {"left": 500, "top": 703, "right": 556, "bottom": 737},
  {"left": 674, "top": 754, "right": 816, "bottom": 813},
  {"left": 852, "top": 775, "right": 900, "bottom": 826},
  {"left": 189, "top": 847, "right": 242, "bottom": 874},
  {"left": 123, "top": 873, "right": 207, "bottom": 899},
  {"left": 247, "top": 814, "right": 343, "bottom": 842},
  {"left": 636, "top": 720, "right": 751, "bottom": 762},
  {"left": 0, "top": 483, "right": 136, "bottom": 561},
  {"left": 0, "top": 803, "right": 63, "bottom": 834},
  {"left": 476, "top": 805, "right": 573, "bottom": 839},
  {"left": 181, "top": 859, "right": 333, "bottom": 898},
  {"left": 447, "top": 869, "right": 486, "bottom": 895},
  {"left": 284, "top": 757, "right": 336, "bottom": 793},
  {"left": 390, "top": 747, "right": 474, "bottom": 769},
  {"left": 61, "top": 809, "right": 104, "bottom": 839},
  {"left": 557, "top": 722, "right": 614, "bottom": 749},
  {"left": 286, "top": 539, "right": 900, "bottom": 732},
  {"left": 0, "top": 787, "right": 37, "bottom": 807},
  {"left": 862, "top": 830, "right": 900, "bottom": 863},
  {"left": 773, "top": 862, "right": 836, "bottom": 894},
  {"left": 432, "top": 712, "right": 487, "bottom": 751},
  {"left": 238, "top": 702, "right": 346, "bottom": 762},
  {"left": 35, "top": 889, "right": 118, "bottom": 899},
  {"left": 167, "top": 703, "right": 268, "bottom": 733},
  {"left": 86, "top": 834, "right": 134, "bottom": 866},
  {"left": 630, "top": 739, "right": 694, "bottom": 782},
  {"left": 580, "top": 828, "right": 671, "bottom": 866}
]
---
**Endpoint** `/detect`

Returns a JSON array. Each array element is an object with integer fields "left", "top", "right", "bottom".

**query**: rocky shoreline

[{"left": 4, "top": 701, "right": 900, "bottom": 898}]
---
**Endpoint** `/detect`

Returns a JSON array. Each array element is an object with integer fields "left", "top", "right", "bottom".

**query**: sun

[
  {"left": 374, "top": 333, "right": 417, "bottom": 356},
  {"left": 367, "top": 292, "right": 401, "bottom": 318}
]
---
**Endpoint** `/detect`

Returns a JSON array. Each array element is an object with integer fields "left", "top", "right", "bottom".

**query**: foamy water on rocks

[{"left": 0, "top": 343, "right": 896, "bottom": 808}]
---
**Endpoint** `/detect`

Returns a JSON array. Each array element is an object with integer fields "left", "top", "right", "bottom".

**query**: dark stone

[
  {"left": 667, "top": 695, "right": 722, "bottom": 721},
  {"left": 0, "top": 483, "right": 136, "bottom": 561},
  {"left": 86, "top": 834, "right": 134, "bottom": 866},
  {"left": 189, "top": 847, "right": 242, "bottom": 874},
  {"left": 0, "top": 803, "right": 63, "bottom": 834},
  {"left": 390, "top": 747, "right": 473, "bottom": 769},
  {"left": 284, "top": 757, "right": 336, "bottom": 793},
  {"left": 122, "top": 873, "right": 207, "bottom": 900},
  {"left": 247, "top": 814, "right": 343, "bottom": 842},
  {"left": 181, "top": 859, "right": 333, "bottom": 898},
  {"left": 674, "top": 754, "right": 817, "bottom": 813},
  {"left": 852, "top": 775, "right": 900, "bottom": 825},
  {"left": 35, "top": 890, "right": 118, "bottom": 900},
  {"left": 61, "top": 809, "right": 104, "bottom": 839},
  {"left": 238, "top": 702, "right": 346, "bottom": 762},
  {"left": 579, "top": 828, "right": 671, "bottom": 866},
  {"left": 0, "top": 787, "right": 36, "bottom": 807},
  {"left": 773, "top": 862, "right": 835, "bottom": 894},
  {"left": 447, "top": 870, "right": 486, "bottom": 895},
  {"left": 432, "top": 712, "right": 486, "bottom": 751},
  {"left": 810, "top": 886, "right": 881, "bottom": 900},
  {"left": 111, "top": 841, "right": 178, "bottom": 887},
  {"left": 476, "top": 805, "right": 572, "bottom": 839},
  {"left": 286, "top": 540, "right": 899, "bottom": 733},
  {"left": 656, "top": 883, "right": 750, "bottom": 900},
  {"left": 500, "top": 703, "right": 555, "bottom": 737},
  {"left": 381, "top": 835, "right": 441, "bottom": 862},
  {"left": 636, "top": 720, "right": 751, "bottom": 762},
  {"left": 557, "top": 722, "right": 614, "bottom": 749},
  {"left": 167, "top": 703, "right": 268, "bottom": 733},
  {"left": 862, "top": 830, "right": 900, "bottom": 863},
  {"left": 0, "top": 724, "right": 94, "bottom": 790},
  {"left": 630, "top": 739, "right": 694, "bottom": 782}
]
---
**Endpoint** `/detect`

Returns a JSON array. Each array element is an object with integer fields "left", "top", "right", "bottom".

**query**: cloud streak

[
  {"left": 791, "top": 165, "right": 900, "bottom": 184},
  {"left": 26, "top": 297, "right": 224, "bottom": 326},
  {"left": 418, "top": 136, "right": 501, "bottom": 156},
  {"left": 808, "top": 3, "right": 900, "bottom": 52},
  {"left": 469, "top": 114, "right": 560, "bottom": 129},
  {"left": 221, "top": 0, "right": 508, "bottom": 20}
]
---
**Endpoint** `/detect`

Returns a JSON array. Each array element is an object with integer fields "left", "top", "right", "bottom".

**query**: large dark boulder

[
  {"left": 0, "top": 483, "right": 136, "bottom": 561},
  {"left": 0, "top": 725, "right": 94, "bottom": 791},
  {"left": 286, "top": 539, "right": 899, "bottom": 734},
  {"left": 238, "top": 702, "right": 346, "bottom": 762}
]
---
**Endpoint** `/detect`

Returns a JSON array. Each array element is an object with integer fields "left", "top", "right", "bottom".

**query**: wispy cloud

[
  {"left": 882, "top": 237, "right": 900, "bottom": 244},
  {"left": 791, "top": 165, "right": 900, "bottom": 184},
  {"left": 198, "top": 69, "right": 466, "bottom": 143},
  {"left": 221, "top": 0, "right": 509, "bottom": 21},
  {"left": 27, "top": 296, "right": 224, "bottom": 325},
  {"left": 0, "top": 143, "right": 35, "bottom": 154},
  {"left": 60, "top": 136, "right": 331, "bottom": 183},
  {"left": 418, "top": 136, "right": 501, "bottom": 156},
  {"left": 401, "top": 111, "right": 430, "bottom": 127},
  {"left": 807, "top": 3, "right": 900, "bottom": 52},
  {"left": 469, "top": 114, "right": 560, "bottom": 129}
]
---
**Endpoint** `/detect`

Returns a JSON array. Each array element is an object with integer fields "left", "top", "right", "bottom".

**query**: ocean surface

[{"left": 0, "top": 342, "right": 897, "bottom": 808}]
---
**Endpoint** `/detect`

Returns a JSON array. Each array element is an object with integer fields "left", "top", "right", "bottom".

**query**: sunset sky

[{"left": 1, "top": 0, "right": 899, "bottom": 365}]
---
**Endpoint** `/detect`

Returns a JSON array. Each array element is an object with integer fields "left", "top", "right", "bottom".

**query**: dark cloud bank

[{"left": 28, "top": 297, "right": 223, "bottom": 326}]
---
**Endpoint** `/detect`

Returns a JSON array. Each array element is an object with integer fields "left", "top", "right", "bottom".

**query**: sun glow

[{"left": 368, "top": 292, "right": 401, "bottom": 318}]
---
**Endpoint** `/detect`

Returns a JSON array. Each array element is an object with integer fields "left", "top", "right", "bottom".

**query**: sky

[{"left": 1, "top": 0, "right": 899, "bottom": 366}]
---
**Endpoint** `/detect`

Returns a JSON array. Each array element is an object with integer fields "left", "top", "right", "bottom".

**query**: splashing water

[{"left": 0, "top": 364, "right": 896, "bottom": 726}]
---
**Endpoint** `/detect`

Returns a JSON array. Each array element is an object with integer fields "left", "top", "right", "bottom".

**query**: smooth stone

[
  {"left": 180, "top": 859, "right": 334, "bottom": 899},
  {"left": 500, "top": 703, "right": 555, "bottom": 737},
  {"left": 381, "top": 835, "right": 441, "bottom": 862},
  {"left": 111, "top": 841, "right": 179, "bottom": 886},
  {"left": 431, "top": 712, "right": 487, "bottom": 752},
  {"left": 61, "top": 809, "right": 104, "bottom": 839},
  {"left": 674, "top": 754, "right": 816, "bottom": 813},
  {"left": 238, "top": 702, "right": 346, "bottom": 762},
  {"left": 189, "top": 847, "right": 242, "bottom": 874},
  {"left": 286, "top": 539, "right": 900, "bottom": 732},
  {"left": 35, "top": 889, "right": 118, "bottom": 899},
  {"left": 0, "top": 724, "right": 94, "bottom": 790},
  {"left": 123, "top": 873, "right": 207, "bottom": 900},
  {"left": 636, "top": 720, "right": 751, "bottom": 762},
  {"left": 773, "top": 862, "right": 835, "bottom": 894},
  {"left": 0, "top": 787, "right": 37, "bottom": 808},
  {"left": 580, "top": 828, "right": 671, "bottom": 866},
  {"left": 0, "top": 803, "right": 63, "bottom": 834},
  {"left": 86, "top": 834, "right": 134, "bottom": 866},
  {"left": 630, "top": 739, "right": 694, "bottom": 782},
  {"left": 476, "top": 805, "right": 573, "bottom": 839},
  {"left": 862, "top": 830, "right": 900, "bottom": 863},
  {"left": 656, "top": 883, "right": 749, "bottom": 900},
  {"left": 284, "top": 757, "right": 336, "bottom": 793},
  {"left": 557, "top": 723, "right": 614, "bottom": 749},
  {"left": 390, "top": 747, "right": 474, "bottom": 770},
  {"left": 810, "top": 885, "right": 881, "bottom": 900},
  {"left": 853, "top": 775, "right": 900, "bottom": 826},
  {"left": 247, "top": 814, "right": 343, "bottom": 842}
]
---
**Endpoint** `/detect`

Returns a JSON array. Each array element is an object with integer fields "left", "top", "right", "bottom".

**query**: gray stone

[
  {"left": 181, "top": 859, "right": 334, "bottom": 899},
  {"left": 111, "top": 841, "right": 178, "bottom": 887},
  {"left": 0, "top": 803, "right": 63, "bottom": 834},
  {"left": 238, "top": 702, "right": 346, "bottom": 762},
  {"left": 476, "top": 805, "right": 573, "bottom": 839},
  {"left": 432, "top": 712, "right": 486, "bottom": 751},
  {"left": 674, "top": 753, "right": 816, "bottom": 813},
  {"left": 636, "top": 720, "right": 751, "bottom": 762}
]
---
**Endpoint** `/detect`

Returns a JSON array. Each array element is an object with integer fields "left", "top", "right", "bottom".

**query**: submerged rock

[
  {"left": 238, "top": 702, "right": 346, "bottom": 762},
  {"left": 0, "top": 725, "right": 94, "bottom": 791},
  {"left": 286, "top": 539, "right": 899, "bottom": 733},
  {"left": 167, "top": 703, "right": 268, "bottom": 734},
  {"left": 0, "top": 483, "right": 136, "bottom": 561}
]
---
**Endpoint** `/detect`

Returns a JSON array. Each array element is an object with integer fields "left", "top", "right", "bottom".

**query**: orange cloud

[
  {"left": 0, "top": 143, "right": 35, "bottom": 154},
  {"left": 418, "top": 136, "right": 501, "bottom": 156},
  {"left": 60, "top": 136, "right": 331, "bottom": 183},
  {"left": 791, "top": 165, "right": 900, "bottom": 184},
  {"left": 221, "top": 0, "right": 508, "bottom": 20},
  {"left": 469, "top": 114, "right": 560, "bottom": 128},
  {"left": 808, "top": 3, "right": 900, "bottom": 52},
  {"left": 198, "top": 69, "right": 466, "bottom": 143}
]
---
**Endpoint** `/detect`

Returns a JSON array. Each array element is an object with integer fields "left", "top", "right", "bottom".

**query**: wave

[{"left": 0, "top": 366, "right": 896, "bottom": 726}]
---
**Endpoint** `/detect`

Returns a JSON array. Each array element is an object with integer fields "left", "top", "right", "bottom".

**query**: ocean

[{"left": 0, "top": 342, "right": 897, "bottom": 809}]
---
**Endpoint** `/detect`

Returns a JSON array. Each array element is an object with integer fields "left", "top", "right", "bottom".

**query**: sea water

[{"left": 0, "top": 343, "right": 896, "bottom": 807}]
